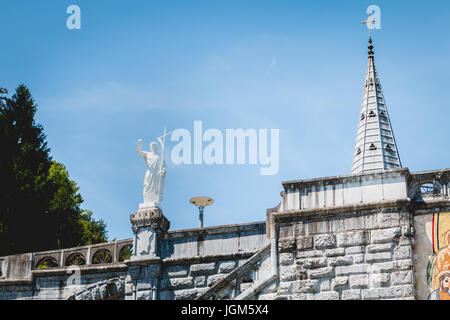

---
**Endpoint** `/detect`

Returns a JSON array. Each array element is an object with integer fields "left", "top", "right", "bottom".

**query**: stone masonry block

[
  {"left": 364, "top": 252, "right": 392, "bottom": 263},
  {"left": 218, "top": 261, "right": 237, "bottom": 273},
  {"left": 137, "top": 280, "right": 153, "bottom": 291},
  {"left": 280, "top": 266, "right": 297, "bottom": 282},
  {"left": 366, "top": 243, "right": 394, "bottom": 253},
  {"left": 314, "top": 234, "right": 336, "bottom": 249},
  {"left": 278, "top": 237, "right": 296, "bottom": 253},
  {"left": 398, "top": 236, "right": 412, "bottom": 247},
  {"left": 391, "top": 271, "right": 413, "bottom": 285},
  {"left": 393, "top": 246, "right": 412, "bottom": 260},
  {"left": 279, "top": 224, "right": 294, "bottom": 239},
  {"left": 300, "top": 258, "right": 327, "bottom": 269},
  {"left": 331, "top": 219, "right": 345, "bottom": 233},
  {"left": 296, "top": 236, "right": 313, "bottom": 251},
  {"left": 346, "top": 246, "right": 365, "bottom": 255},
  {"left": 337, "top": 231, "right": 369, "bottom": 247},
  {"left": 280, "top": 252, "right": 295, "bottom": 266},
  {"left": 307, "top": 221, "right": 330, "bottom": 235},
  {"left": 325, "top": 248, "right": 345, "bottom": 257},
  {"left": 295, "top": 222, "right": 305, "bottom": 236},
  {"left": 292, "top": 280, "right": 319, "bottom": 293},
  {"left": 190, "top": 263, "right": 216, "bottom": 276},
  {"left": 366, "top": 212, "right": 401, "bottom": 229},
  {"left": 279, "top": 281, "right": 293, "bottom": 295},
  {"left": 353, "top": 254, "right": 364, "bottom": 264},
  {"left": 297, "top": 250, "right": 322, "bottom": 259},
  {"left": 174, "top": 288, "right": 207, "bottom": 300},
  {"left": 335, "top": 264, "right": 370, "bottom": 276},
  {"left": 307, "top": 267, "right": 333, "bottom": 279},
  {"left": 161, "top": 277, "right": 194, "bottom": 290},
  {"left": 331, "top": 277, "right": 348, "bottom": 290},
  {"left": 207, "top": 274, "right": 227, "bottom": 287},
  {"left": 344, "top": 216, "right": 365, "bottom": 231},
  {"left": 341, "top": 289, "right": 361, "bottom": 300},
  {"left": 136, "top": 290, "right": 152, "bottom": 300},
  {"left": 328, "top": 256, "right": 353, "bottom": 267},
  {"left": 395, "top": 259, "right": 413, "bottom": 271},
  {"left": 361, "top": 285, "right": 414, "bottom": 300},
  {"left": 370, "top": 273, "right": 390, "bottom": 288},
  {"left": 194, "top": 276, "right": 206, "bottom": 288},
  {"left": 349, "top": 275, "right": 369, "bottom": 289},
  {"left": 370, "top": 262, "right": 396, "bottom": 274},
  {"left": 312, "top": 291, "right": 339, "bottom": 300},
  {"left": 320, "top": 280, "right": 330, "bottom": 291},
  {"left": 371, "top": 227, "right": 401, "bottom": 244}
]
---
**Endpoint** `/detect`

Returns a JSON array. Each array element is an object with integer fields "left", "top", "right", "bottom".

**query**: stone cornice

[
  {"left": 271, "top": 198, "right": 412, "bottom": 221},
  {"left": 31, "top": 263, "right": 128, "bottom": 277},
  {"left": 281, "top": 168, "right": 409, "bottom": 190},
  {"left": 161, "top": 250, "right": 259, "bottom": 266},
  {"left": 161, "top": 221, "right": 266, "bottom": 239},
  {"left": 0, "top": 279, "right": 33, "bottom": 286}
]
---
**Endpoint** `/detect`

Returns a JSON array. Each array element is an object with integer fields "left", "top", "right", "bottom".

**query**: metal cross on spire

[{"left": 361, "top": 14, "right": 376, "bottom": 38}]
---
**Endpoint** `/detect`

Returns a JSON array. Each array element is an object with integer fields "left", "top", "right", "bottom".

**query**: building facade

[{"left": 0, "top": 38, "right": 449, "bottom": 300}]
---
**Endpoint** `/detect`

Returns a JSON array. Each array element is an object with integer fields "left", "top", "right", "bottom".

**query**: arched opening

[
  {"left": 35, "top": 257, "right": 58, "bottom": 269},
  {"left": 92, "top": 249, "right": 112, "bottom": 265},
  {"left": 66, "top": 253, "right": 86, "bottom": 266}
]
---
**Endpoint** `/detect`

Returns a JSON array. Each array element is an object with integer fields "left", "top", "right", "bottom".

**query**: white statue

[{"left": 137, "top": 138, "right": 166, "bottom": 207}]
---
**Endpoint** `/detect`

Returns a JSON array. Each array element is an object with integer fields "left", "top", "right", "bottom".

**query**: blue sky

[{"left": 1, "top": 1, "right": 449, "bottom": 241}]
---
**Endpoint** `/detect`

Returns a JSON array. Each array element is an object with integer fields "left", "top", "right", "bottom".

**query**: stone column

[{"left": 124, "top": 206, "right": 170, "bottom": 300}]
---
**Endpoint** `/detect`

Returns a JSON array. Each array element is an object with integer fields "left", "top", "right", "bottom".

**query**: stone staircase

[{"left": 195, "top": 244, "right": 277, "bottom": 300}]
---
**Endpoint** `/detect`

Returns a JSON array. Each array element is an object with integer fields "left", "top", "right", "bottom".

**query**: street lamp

[{"left": 189, "top": 196, "right": 214, "bottom": 228}]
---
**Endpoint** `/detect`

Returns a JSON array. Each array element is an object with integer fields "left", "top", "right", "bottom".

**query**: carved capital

[{"left": 130, "top": 206, "right": 170, "bottom": 234}]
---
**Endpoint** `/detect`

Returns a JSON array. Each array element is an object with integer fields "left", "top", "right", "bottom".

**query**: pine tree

[{"left": 0, "top": 85, "right": 107, "bottom": 256}]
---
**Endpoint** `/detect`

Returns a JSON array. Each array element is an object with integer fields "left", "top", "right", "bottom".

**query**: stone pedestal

[
  {"left": 125, "top": 205, "right": 169, "bottom": 300},
  {"left": 129, "top": 205, "right": 170, "bottom": 260}
]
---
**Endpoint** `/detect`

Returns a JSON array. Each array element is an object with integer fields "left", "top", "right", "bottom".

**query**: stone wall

[
  {"left": 159, "top": 222, "right": 267, "bottom": 259},
  {"left": 273, "top": 208, "right": 415, "bottom": 300},
  {"left": 1, "top": 168, "right": 449, "bottom": 300},
  {"left": 0, "top": 267, "right": 127, "bottom": 300},
  {"left": 158, "top": 257, "right": 250, "bottom": 300},
  {"left": 123, "top": 221, "right": 269, "bottom": 300}
]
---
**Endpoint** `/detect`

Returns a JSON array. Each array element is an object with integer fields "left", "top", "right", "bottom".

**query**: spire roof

[{"left": 351, "top": 37, "right": 402, "bottom": 174}]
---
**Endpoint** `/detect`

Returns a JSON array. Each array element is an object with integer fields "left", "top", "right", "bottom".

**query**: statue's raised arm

[{"left": 137, "top": 138, "right": 145, "bottom": 157}]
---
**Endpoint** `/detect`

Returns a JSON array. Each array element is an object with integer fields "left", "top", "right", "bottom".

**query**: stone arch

[
  {"left": 35, "top": 256, "right": 59, "bottom": 269},
  {"left": 118, "top": 244, "right": 133, "bottom": 262},
  {"left": 66, "top": 253, "right": 86, "bottom": 266},
  {"left": 92, "top": 249, "right": 112, "bottom": 265},
  {"left": 408, "top": 182, "right": 420, "bottom": 200},
  {"left": 410, "top": 179, "right": 444, "bottom": 201}
]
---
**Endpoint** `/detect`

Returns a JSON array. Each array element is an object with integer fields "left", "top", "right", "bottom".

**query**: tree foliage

[{"left": 0, "top": 85, "right": 107, "bottom": 256}]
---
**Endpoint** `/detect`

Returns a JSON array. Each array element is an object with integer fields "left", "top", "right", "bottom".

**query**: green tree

[
  {"left": 0, "top": 85, "right": 107, "bottom": 256},
  {"left": 46, "top": 161, "right": 108, "bottom": 248}
]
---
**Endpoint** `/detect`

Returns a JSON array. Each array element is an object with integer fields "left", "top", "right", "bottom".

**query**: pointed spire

[{"left": 351, "top": 36, "right": 402, "bottom": 174}]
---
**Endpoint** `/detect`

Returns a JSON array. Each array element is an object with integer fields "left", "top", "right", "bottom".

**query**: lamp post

[{"left": 190, "top": 197, "right": 214, "bottom": 228}]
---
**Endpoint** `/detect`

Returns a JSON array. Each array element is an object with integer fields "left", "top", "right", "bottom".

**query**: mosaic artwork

[{"left": 427, "top": 212, "right": 450, "bottom": 300}]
